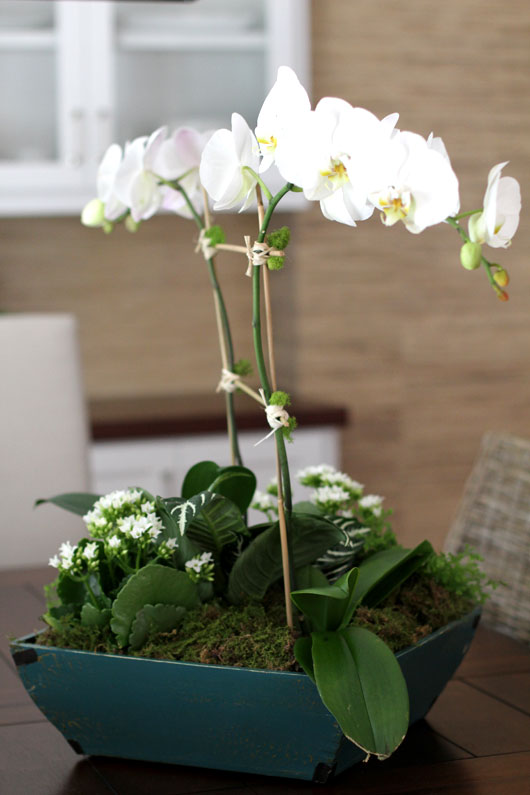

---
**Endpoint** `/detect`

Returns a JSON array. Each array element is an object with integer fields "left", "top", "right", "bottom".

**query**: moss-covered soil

[{"left": 36, "top": 572, "right": 474, "bottom": 670}]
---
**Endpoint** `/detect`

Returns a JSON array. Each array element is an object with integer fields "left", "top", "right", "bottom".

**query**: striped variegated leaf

[
  {"left": 317, "top": 515, "right": 372, "bottom": 582},
  {"left": 170, "top": 491, "right": 216, "bottom": 536},
  {"left": 187, "top": 493, "right": 249, "bottom": 554}
]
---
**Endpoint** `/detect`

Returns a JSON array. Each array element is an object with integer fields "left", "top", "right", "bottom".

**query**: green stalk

[
  {"left": 83, "top": 575, "right": 100, "bottom": 609},
  {"left": 251, "top": 183, "right": 296, "bottom": 590},
  {"left": 161, "top": 177, "right": 243, "bottom": 466}
]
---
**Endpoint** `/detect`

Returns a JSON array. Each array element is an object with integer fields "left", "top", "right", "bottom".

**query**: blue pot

[{"left": 10, "top": 607, "right": 480, "bottom": 782}]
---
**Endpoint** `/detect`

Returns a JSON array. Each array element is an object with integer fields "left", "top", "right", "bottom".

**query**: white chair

[{"left": 0, "top": 313, "right": 90, "bottom": 569}]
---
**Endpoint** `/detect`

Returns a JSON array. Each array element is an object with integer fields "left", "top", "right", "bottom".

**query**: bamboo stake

[{"left": 256, "top": 185, "right": 294, "bottom": 628}]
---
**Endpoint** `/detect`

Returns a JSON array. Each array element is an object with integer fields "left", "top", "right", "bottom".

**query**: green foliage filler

[
  {"left": 422, "top": 545, "right": 499, "bottom": 604},
  {"left": 204, "top": 224, "right": 226, "bottom": 246},
  {"left": 267, "top": 226, "right": 290, "bottom": 250},
  {"left": 233, "top": 358, "right": 253, "bottom": 376}
]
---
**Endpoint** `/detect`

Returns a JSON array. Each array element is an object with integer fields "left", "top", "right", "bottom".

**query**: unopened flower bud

[
  {"left": 493, "top": 267, "right": 509, "bottom": 287},
  {"left": 102, "top": 221, "right": 114, "bottom": 234},
  {"left": 125, "top": 215, "right": 140, "bottom": 233},
  {"left": 460, "top": 241, "right": 482, "bottom": 270},
  {"left": 81, "top": 198, "right": 105, "bottom": 228},
  {"left": 494, "top": 285, "right": 509, "bottom": 302}
]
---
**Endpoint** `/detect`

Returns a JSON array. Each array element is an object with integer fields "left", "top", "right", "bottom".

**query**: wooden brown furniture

[{"left": 1, "top": 567, "right": 529, "bottom": 793}]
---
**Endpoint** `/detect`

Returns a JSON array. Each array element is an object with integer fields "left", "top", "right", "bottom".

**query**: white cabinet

[
  {"left": 0, "top": 0, "right": 310, "bottom": 216},
  {"left": 90, "top": 426, "right": 340, "bottom": 526}
]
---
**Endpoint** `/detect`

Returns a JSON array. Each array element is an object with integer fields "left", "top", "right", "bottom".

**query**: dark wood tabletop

[{"left": 1, "top": 567, "right": 529, "bottom": 795}]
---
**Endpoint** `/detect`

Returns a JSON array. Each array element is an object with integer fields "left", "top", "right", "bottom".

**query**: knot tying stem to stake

[
  {"left": 195, "top": 228, "right": 218, "bottom": 261},
  {"left": 244, "top": 236, "right": 285, "bottom": 277},
  {"left": 255, "top": 388, "right": 290, "bottom": 446},
  {"left": 216, "top": 368, "right": 239, "bottom": 394}
]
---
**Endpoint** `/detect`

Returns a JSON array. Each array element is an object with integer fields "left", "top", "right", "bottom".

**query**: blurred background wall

[{"left": 2, "top": 0, "right": 529, "bottom": 550}]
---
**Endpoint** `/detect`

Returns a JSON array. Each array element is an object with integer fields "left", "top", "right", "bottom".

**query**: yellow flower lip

[{"left": 319, "top": 159, "right": 349, "bottom": 184}]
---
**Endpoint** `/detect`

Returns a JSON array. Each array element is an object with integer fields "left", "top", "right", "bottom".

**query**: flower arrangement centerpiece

[{"left": 15, "top": 67, "right": 518, "bottom": 777}]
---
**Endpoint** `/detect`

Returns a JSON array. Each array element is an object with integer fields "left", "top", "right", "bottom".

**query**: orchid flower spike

[
  {"left": 199, "top": 113, "right": 260, "bottom": 212},
  {"left": 113, "top": 128, "right": 167, "bottom": 222},
  {"left": 468, "top": 162, "right": 521, "bottom": 248}
]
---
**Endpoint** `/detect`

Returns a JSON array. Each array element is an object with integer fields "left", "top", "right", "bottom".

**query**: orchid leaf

[
  {"left": 293, "top": 636, "right": 315, "bottom": 682},
  {"left": 208, "top": 465, "right": 257, "bottom": 514},
  {"left": 291, "top": 568, "right": 358, "bottom": 632},
  {"left": 312, "top": 626, "right": 409, "bottom": 759},
  {"left": 181, "top": 461, "right": 220, "bottom": 499},
  {"left": 354, "top": 540, "right": 434, "bottom": 608}
]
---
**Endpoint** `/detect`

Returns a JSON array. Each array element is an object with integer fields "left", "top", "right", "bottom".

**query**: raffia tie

[
  {"left": 216, "top": 368, "right": 239, "bottom": 394},
  {"left": 195, "top": 229, "right": 217, "bottom": 261},
  {"left": 244, "top": 237, "right": 283, "bottom": 277},
  {"left": 255, "top": 388, "right": 290, "bottom": 446}
]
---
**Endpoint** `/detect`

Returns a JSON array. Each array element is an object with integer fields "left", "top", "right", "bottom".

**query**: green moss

[{"left": 35, "top": 574, "right": 476, "bottom": 667}]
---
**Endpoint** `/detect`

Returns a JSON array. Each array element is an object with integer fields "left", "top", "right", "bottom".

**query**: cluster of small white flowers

[
  {"left": 358, "top": 494, "right": 384, "bottom": 517},
  {"left": 296, "top": 464, "right": 337, "bottom": 487},
  {"left": 320, "top": 471, "right": 364, "bottom": 497},
  {"left": 118, "top": 512, "right": 163, "bottom": 541},
  {"left": 184, "top": 551, "right": 215, "bottom": 582},
  {"left": 311, "top": 485, "right": 351, "bottom": 510},
  {"left": 48, "top": 540, "right": 77, "bottom": 570},
  {"left": 251, "top": 490, "right": 277, "bottom": 513}
]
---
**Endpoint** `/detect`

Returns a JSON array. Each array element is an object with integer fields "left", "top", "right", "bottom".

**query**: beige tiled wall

[{"left": 2, "top": 0, "right": 529, "bottom": 550}]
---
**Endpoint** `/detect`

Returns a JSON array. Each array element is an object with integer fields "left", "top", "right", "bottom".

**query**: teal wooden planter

[{"left": 10, "top": 607, "right": 480, "bottom": 783}]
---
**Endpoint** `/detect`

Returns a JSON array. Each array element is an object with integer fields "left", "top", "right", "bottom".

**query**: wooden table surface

[{"left": 1, "top": 567, "right": 529, "bottom": 795}]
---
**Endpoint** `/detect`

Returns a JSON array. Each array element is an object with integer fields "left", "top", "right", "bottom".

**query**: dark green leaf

[
  {"left": 227, "top": 512, "right": 343, "bottom": 604},
  {"left": 292, "top": 501, "right": 322, "bottom": 515},
  {"left": 170, "top": 491, "right": 217, "bottom": 537},
  {"left": 110, "top": 565, "right": 200, "bottom": 647},
  {"left": 80, "top": 603, "right": 111, "bottom": 628},
  {"left": 291, "top": 568, "right": 358, "bottom": 632},
  {"left": 35, "top": 492, "right": 100, "bottom": 516},
  {"left": 293, "top": 636, "right": 315, "bottom": 682},
  {"left": 312, "top": 626, "right": 409, "bottom": 759},
  {"left": 187, "top": 493, "right": 249, "bottom": 555},
  {"left": 294, "top": 565, "right": 329, "bottom": 590},
  {"left": 128, "top": 603, "right": 186, "bottom": 650},
  {"left": 208, "top": 465, "right": 257, "bottom": 514},
  {"left": 355, "top": 540, "right": 434, "bottom": 608},
  {"left": 57, "top": 573, "right": 86, "bottom": 608},
  {"left": 181, "top": 461, "right": 220, "bottom": 499}
]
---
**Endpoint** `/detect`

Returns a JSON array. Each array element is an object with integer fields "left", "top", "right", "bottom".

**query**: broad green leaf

[
  {"left": 291, "top": 568, "right": 358, "bottom": 632},
  {"left": 42, "top": 604, "right": 77, "bottom": 630},
  {"left": 312, "top": 626, "right": 409, "bottom": 759},
  {"left": 293, "top": 636, "right": 315, "bottom": 682},
  {"left": 170, "top": 491, "right": 217, "bottom": 537},
  {"left": 35, "top": 492, "right": 100, "bottom": 516},
  {"left": 294, "top": 565, "right": 329, "bottom": 591},
  {"left": 208, "top": 465, "right": 257, "bottom": 514},
  {"left": 110, "top": 565, "right": 199, "bottom": 647},
  {"left": 354, "top": 540, "right": 434, "bottom": 608},
  {"left": 81, "top": 603, "right": 111, "bottom": 628},
  {"left": 227, "top": 512, "right": 343, "bottom": 604},
  {"left": 181, "top": 461, "right": 220, "bottom": 499},
  {"left": 158, "top": 497, "right": 200, "bottom": 563},
  {"left": 128, "top": 603, "right": 186, "bottom": 650},
  {"left": 292, "top": 500, "right": 322, "bottom": 515},
  {"left": 187, "top": 493, "right": 249, "bottom": 554},
  {"left": 57, "top": 573, "right": 87, "bottom": 608}
]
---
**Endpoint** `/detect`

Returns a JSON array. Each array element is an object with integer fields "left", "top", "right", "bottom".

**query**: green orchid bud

[
  {"left": 493, "top": 267, "right": 509, "bottom": 287},
  {"left": 81, "top": 198, "right": 105, "bottom": 228},
  {"left": 102, "top": 221, "right": 114, "bottom": 234},
  {"left": 125, "top": 215, "right": 140, "bottom": 233},
  {"left": 460, "top": 241, "right": 482, "bottom": 270}
]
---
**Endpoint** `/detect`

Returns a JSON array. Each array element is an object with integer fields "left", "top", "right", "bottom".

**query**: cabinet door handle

[
  {"left": 67, "top": 108, "right": 85, "bottom": 168},
  {"left": 96, "top": 108, "right": 113, "bottom": 161}
]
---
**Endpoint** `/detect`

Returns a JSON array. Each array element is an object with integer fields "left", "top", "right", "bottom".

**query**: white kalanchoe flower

[
  {"left": 141, "top": 501, "right": 156, "bottom": 514},
  {"left": 200, "top": 551, "right": 214, "bottom": 564},
  {"left": 251, "top": 490, "right": 277, "bottom": 512},
  {"left": 108, "top": 535, "right": 121, "bottom": 549},
  {"left": 468, "top": 162, "right": 521, "bottom": 249},
  {"left": 321, "top": 471, "right": 364, "bottom": 496},
  {"left": 369, "top": 130, "right": 460, "bottom": 233},
  {"left": 297, "top": 464, "right": 337, "bottom": 487},
  {"left": 311, "top": 485, "right": 351, "bottom": 508},
  {"left": 255, "top": 65, "right": 311, "bottom": 173},
  {"left": 82, "top": 542, "right": 98, "bottom": 561},
  {"left": 48, "top": 554, "right": 60, "bottom": 568},
  {"left": 166, "top": 538, "right": 178, "bottom": 550},
  {"left": 358, "top": 494, "right": 384, "bottom": 517},
  {"left": 199, "top": 113, "right": 260, "bottom": 212}
]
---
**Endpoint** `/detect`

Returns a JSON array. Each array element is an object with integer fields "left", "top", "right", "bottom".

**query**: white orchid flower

[
  {"left": 199, "top": 113, "right": 260, "bottom": 212},
  {"left": 96, "top": 143, "right": 127, "bottom": 221},
  {"left": 152, "top": 127, "right": 213, "bottom": 218},
  {"left": 468, "top": 162, "right": 521, "bottom": 248},
  {"left": 113, "top": 128, "right": 166, "bottom": 222},
  {"left": 255, "top": 65, "right": 311, "bottom": 173},
  {"left": 275, "top": 97, "right": 398, "bottom": 226},
  {"left": 369, "top": 130, "right": 460, "bottom": 233}
]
